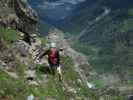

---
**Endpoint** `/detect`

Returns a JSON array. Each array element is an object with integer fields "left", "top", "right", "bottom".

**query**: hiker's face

[{"left": 31, "top": 37, "right": 36, "bottom": 43}]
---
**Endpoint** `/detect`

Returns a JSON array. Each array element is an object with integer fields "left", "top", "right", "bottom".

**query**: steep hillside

[
  {"left": 0, "top": 27, "right": 90, "bottom": 100},
  {"left": 48, "top": 1, "right": 133, "bottom": 97},
  {"left": 0, "top": 0, "right": 133, "bottom": 99},
  {"left": 0, "top": 0, "right": 38, "bottom": 34},
  {"left": 60, "top": 0, "right": 133, "bottom": 74},
  {"left": 1, "top": 27, "right": 131, "bottom": 100}
]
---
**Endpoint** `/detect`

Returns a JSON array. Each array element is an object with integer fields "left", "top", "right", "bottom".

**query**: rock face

[{"left": 0, "top": 0, "right": 38, "bottom": 34}]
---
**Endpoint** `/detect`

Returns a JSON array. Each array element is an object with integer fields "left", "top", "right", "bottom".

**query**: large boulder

[
  {"left": 0, "top": 0, "right": 38, "bottom": 34},
  {"left": 128, "top": 95, "right": 133, "bottom": 100}
]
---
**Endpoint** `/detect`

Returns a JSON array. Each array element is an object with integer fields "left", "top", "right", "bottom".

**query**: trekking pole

[{"left": 57, "top": 55, "right": 70, "bottom": 82}]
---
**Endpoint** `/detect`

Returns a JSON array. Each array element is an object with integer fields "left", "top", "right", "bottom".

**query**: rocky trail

[
  {"left": 1, "top": 28, "right": 132, "bottom": 99},
  {"left": 46, "top": 30, "right": 133, "bottom": 99},
  {"left": 0, "top": 30, "right": 93, "bottom": 99},
  {"left": 48, "top": 30, "right": 96, "bottom": 89},
  {"left": 24, "top": 31, "right": 96, "bottom": 99}
]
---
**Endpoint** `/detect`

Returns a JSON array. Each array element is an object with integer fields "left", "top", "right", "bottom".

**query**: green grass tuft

[{"left": 0, "top": 28, "right": 18, "bottom": 44}]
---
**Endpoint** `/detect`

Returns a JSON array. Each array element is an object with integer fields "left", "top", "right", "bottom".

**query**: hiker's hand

[
  {"left": 57, "top": 66, "right": 62, "bottom": 75},
  {"left": 36, "top": 59, "right": 40, "bottom": 63},
  {"left": 36, "top": 57, "right": 41, "bottom": 63}
]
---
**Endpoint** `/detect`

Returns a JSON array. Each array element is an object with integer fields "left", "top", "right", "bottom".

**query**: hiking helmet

[
  {"left": 20, "top": 33, "right": 24, "bottom": 37},
  {"left": 50, "top": 42, "right": 56, "bottom": 48}
]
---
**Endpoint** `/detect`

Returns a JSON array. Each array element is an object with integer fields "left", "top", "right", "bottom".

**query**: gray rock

[
  {"left": 4, "top": 70, "right": 19, "bottom": 79},
  {"left": 0, "top": 0, "right": 38, "bottom": 34},
  {"left": 128, "top": 95, "right": 133, "bottom": 100},
  {"left": 15, "top": 40, "right": 29, "bottom": 57},
  {"left": 27, "top": 94, "right": 35, "bottom": 100},
  {"left": 25, "top": 70, "right": 36, "bottom": 79}
]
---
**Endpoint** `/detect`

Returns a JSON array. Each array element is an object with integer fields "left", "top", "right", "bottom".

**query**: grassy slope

[
  {"left": 67, "top": 6, "right": 133, "bottom": 74},
  {"left": 0, "top": 27, "right": 130, "bottom": 99},
  {"left": 0, "top": 28, "right": 92, "bottom": 100},
  {"left": 54, "top": 2, "right": 133, "bottom": 96}
]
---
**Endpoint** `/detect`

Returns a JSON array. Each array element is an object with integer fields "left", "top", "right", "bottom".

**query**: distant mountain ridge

[
  {"left": 28, "top": 0, "right": 96, "bottom": 23},
  {"left": 27, "top": 0, "right": 133, "bottom": 29}
]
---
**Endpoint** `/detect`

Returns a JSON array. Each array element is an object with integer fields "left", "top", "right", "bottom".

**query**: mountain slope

[
  {"left": 60, "top": 0, "right": 133, "bottom": 73},
  {"left": 1, "top": 27, "right": 131, "bottom": 100},
  {"left": 27, "top": 0, "right": 133, "bottom": 98},
  {"left": 0, "top": 27, "right": 92, "bottom": 100},
  {"left": 49, "top": 1, "right": 133, "bottom": 96},
  {"left": 0, "top": 0, "right": 133, "bottom": 99},
  {"left": 0, "top": 0, "right": 38, "bottom": 34}
]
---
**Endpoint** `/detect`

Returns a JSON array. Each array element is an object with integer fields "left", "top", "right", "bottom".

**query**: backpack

[{"left": 48, "top": 48, "right": 59, "bottom": 64}]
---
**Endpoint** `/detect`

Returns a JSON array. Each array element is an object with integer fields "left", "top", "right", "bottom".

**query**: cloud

[
  {"left": 61, "top": 0, "right": 86, "bottom": 5},
  {"left": 61, "top": 0, "right": 78, "bottom": 5},
  {"left": 45, "top": 1, "right": 64, "bottom": 6},
  {"left": 78, "top": 0, "right": 86, "bottom": 2},
  {"left": 65, "top": 6, "right": 71, "bottom": 11},
  {"left": 37, "top": 0, "right": 86, "bottom": 10}
]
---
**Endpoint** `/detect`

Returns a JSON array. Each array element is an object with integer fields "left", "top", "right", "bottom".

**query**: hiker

[{"left": 39, "top": 42, "right": 63, "bottom": 81}]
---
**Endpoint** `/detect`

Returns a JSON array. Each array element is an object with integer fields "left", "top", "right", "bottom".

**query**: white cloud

[
  {"left": 78, "top": 0, "right": 86, "bottom": 2},
  {"left": 65, "top": 6, "right": 71, "bottom": 11},
  {"left": 61, "top": 0, "right": 86, "bottom": 5},
  {"left": 44, "top": 1, "right": 64, "bottom": 7},
  {"left": 37, "top": 1, "right": 64, "bottom": 9},
  {"left": 37, "top": 0, "right": 86, "bottom": 10},
  {"left": 61, "top": 0, "right": 78, "bottom": 5}
]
